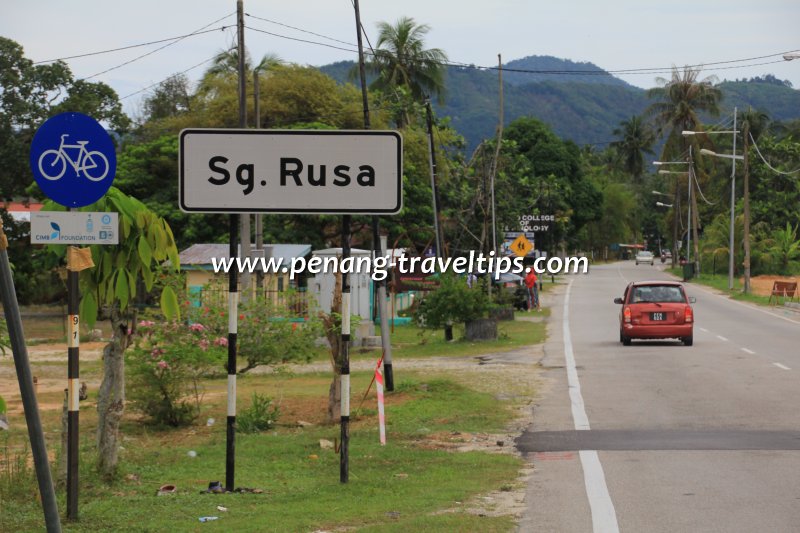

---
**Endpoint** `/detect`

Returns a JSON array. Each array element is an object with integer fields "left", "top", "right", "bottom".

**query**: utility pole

[
  {"left": 728, "top": 107, "right": 737, "bottom": 291},
  {"left": 425, "top": 101, "right": 443, "bottom": 258},
  {"left": 489, "top": 54, "right": 504, "bottom": 257},
  {"left": 742, "top": 121, "right": 751, "bottom": 294},
  {"left": 254, "top": 68, "right": 264, "bottom": 293},
  {"left": 351, "top": 0, "right": 394, "bottom": 391}
]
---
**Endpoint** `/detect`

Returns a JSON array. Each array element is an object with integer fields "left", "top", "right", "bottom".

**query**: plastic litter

[
  {"left": 206, "top": 418, "right": 215, "bottom": 426},
  {"left": 216, "top": 506, "right": 228, "bottom": 512},
  {"left": 157, "top": 484, "right": 177, "bottom": 496},
  {"left": 199, "top": 516, "right": 219, "bottom": 522},
  {"left": 187, "top": 450, "right": 197, "bottom": 458},
  {"left": 200, "top": 481, "right": 226, "bottom": 494}
]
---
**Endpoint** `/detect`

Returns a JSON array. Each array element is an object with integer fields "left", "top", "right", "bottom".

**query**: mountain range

[{"left": 319, "top": 56, "right": 800, "bottom": 153}]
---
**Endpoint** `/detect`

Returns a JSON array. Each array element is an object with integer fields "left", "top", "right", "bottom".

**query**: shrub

[
  {"left": 414, "top": 272, "right": 489, "bottom": 329},
  {"left": 192, "top": 291, "right": 322, "bottom": 373},
  {"left": 237, "top": 393, "right": 280, "bottom": 434},
  {"left": 127, "top": 320, "right": 224, "bottom": 427}
]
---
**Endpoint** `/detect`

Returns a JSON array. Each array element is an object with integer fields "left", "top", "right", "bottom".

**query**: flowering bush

[
  {"left": 127, "top": 320, "right": 225, "bottom": 427},
  {"left": 191, "top": 292, "right": 322, "bottom": 373}
]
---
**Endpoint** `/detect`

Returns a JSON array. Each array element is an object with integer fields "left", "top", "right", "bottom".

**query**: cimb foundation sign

[{"left": 179, "top": 129, "right": 402, "bottom": 214}]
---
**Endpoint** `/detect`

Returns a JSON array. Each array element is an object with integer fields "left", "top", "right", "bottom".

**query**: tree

[
  {"left": 367, "top": 17, "right": 448, "bottom": 126},
  {"left": 0, "top": 37, "right": 129, "bottom": 198},
  {"left": 611, "top": 115, "right": 655, "bottom": 182},
  {"left": 765, "top": 223, "right": 800, "bottom": 275},
  {"left": 646, "top": 66, "right": 722, "bottom": 267},
  {"left": 45, "top": 187, "right": 180, "bottom": 479}
]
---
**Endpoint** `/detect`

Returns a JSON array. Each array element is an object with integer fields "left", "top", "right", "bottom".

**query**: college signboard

[{"left": 179, "top": 129, "right": 402, "bottom": 214}]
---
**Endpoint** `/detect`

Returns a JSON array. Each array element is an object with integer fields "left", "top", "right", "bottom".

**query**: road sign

[
  {"left": 510, "top": 234, "right": 533, "bottom": 257},
  {"left": 29, "top": 113, "right": 116, "bottom": 208},
  {"left": 504, "top": 231, "right": 536, "bottom": 239},
  {"left": 31, "top": 212, "right": 119, "bottom": 245},
  {"left": 179, "top": 129, "right": 402, "bottom": 214}
]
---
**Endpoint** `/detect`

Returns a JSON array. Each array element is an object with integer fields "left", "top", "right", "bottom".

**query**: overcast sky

[{"left": 4, "top": 0, "right": 799, "bottom": 116}]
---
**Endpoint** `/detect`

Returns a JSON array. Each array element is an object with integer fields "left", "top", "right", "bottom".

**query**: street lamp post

[
  {"left": 653, "top": 161, "right": 689, "bottom": 269},
  {"left": 683, "top": 112, "right": 739, "bottom": 290}
]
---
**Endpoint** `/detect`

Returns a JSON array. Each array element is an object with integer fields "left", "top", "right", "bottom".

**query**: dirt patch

[{"left": 744, "top": 275, "right": 799, "bottom": 298}]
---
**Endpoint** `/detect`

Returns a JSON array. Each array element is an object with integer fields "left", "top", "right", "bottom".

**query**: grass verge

[
  {"left": 667, "top": 268, "right": 773, "bottom": 306},
  {"left": 0, "top": 370, "right": 525, "bottom": 532}
]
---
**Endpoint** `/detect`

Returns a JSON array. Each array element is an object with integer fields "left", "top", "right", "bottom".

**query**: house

[{"left": 179, "top": 243, "right": 312, "bottom": 308}]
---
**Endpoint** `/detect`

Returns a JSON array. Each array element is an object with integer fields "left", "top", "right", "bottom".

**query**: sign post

[
  {"left": 180, "top": 128, "right": 402, "bottom": 486},
  {"left": 30, "top": 112, "right": 116, "bottom": 520}
]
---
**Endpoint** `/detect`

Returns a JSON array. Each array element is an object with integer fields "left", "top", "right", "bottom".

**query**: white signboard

[
  {"left": 179, "top": 129, "right": 403, "bottom": 214},
  {"left": 31, "top": 211, "right": 119, "bottom": 244}
]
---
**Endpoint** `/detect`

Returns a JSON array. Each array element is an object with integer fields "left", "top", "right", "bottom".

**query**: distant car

[
  {"left": 614, "top": 281, "right": 696, "bottom": 346},
  {"left": 635, "top": 251, "right": 654, "bottom": 265}
]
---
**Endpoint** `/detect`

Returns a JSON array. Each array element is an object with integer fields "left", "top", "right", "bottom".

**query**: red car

[{"left": 614, "top": 281, "right": 696, "bottom": 346}]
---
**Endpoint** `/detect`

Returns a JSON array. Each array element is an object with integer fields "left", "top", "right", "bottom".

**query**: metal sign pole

[
  {"left": 340, "top": 215, "right": 351, "bottom": 483},
  {"left": 66, "top": 215, "right": 80, "bottom": 519},
  {"left": 0, "top": 229, "right": 62, "bottom": 533}
]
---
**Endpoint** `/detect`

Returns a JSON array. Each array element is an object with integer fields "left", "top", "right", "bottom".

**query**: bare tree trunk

[
  {"left": 96, "top": 308, "right": 130, "bottom": 480},
  {"left": 322, "top": 271, "right": 343, "bottom": 424}
]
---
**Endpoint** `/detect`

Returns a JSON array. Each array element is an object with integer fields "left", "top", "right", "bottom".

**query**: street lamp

[
  {"left": 653, "top": 160, "right": 688, "bottom": 268},
  {"left": 784, "top": 51, "right": 800, "bottom": 61},
  {"left": 689, "top": 112, "right": 743, "bottom": 291},
  {"left": 656, "top": 201, "right": 673, "bottom": 208}
]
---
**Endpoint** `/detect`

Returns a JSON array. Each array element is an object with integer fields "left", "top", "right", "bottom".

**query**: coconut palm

[
  {"left": 646, "top": 66, "right": 722, "bottom": 268},
  {"left": 366, "top": 17, "right": 448, "bottom": 126},
  {"left": 611, "top": 115, "right": 655, "bottom": 182}
]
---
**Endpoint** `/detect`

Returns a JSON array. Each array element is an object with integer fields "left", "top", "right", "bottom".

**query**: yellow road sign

[{"left": 511, "top": 234, "right": 533, "bottom": 257}]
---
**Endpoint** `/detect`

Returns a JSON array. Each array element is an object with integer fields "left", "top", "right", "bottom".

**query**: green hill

[{"left": 319, "top": 57, "right": 800, "bottom": 152}]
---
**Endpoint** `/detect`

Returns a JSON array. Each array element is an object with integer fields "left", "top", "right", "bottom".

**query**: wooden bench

[{"left": 768, "top": 281, "right": 798, "bottom": 306}]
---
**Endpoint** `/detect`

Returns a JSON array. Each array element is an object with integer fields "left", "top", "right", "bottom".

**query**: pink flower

[
  {"left": 214, "top": 337, "right": 228, "bottom": 347},
  {"left": 138, "top": 320, "right": 155, "bottom": 327},
  {"left": 157, "top": 360, "right": 169, "bottom": 370},
  {"left": 189, "top": 323, "right": 205, "bottom": 332},
  {"left": 198, "top": 339, "right": 210, "bottom": 350},
  {"left": 150, "top": 347, "right": 165, "bottom": 359}
]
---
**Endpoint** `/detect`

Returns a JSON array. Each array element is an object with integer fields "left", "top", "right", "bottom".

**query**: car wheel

[
  {"left": 622, "top": 335, "right": 632, "bottom": 346},
  {"left": 683, "top": 336, "right": 693, "bottom": 346}
]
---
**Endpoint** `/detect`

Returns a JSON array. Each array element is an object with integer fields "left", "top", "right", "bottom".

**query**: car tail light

[
  {"left": 684, "top": 305, "right": 693, "bottom": 323},
  {"left": 623, "top": 306, "right": 631, "bottom": 323}
]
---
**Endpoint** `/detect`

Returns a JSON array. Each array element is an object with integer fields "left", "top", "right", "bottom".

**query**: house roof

[
  {"left": 3, "top": 202, "right": 44, "bottom": 222},
  {"left": 179, "top": 243, "right": 312, "bottom": 268}
]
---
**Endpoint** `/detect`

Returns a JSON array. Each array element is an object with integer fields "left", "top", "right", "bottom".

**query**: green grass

[
  {"left": 377, "top": 319, "right": 546, "bottom": 360},
  {"left": 0, "top": 371, "right": 524, "bottom": 532},
  {"left": 667, "top": 268, "right": 773, "bottom": 306}
]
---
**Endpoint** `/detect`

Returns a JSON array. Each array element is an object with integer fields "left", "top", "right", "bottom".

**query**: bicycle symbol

[{"left": 37, "top": 134, "right": 110, "bottom": 182}]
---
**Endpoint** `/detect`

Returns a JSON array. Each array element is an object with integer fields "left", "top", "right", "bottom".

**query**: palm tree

[
  {"left": 367, "top": 17, "right": 448, "bottom": 126},
  {"left": 611, "top": 115, "right": 655, "bottom": 182},
  {"left": 646, "top": 66, "right": 722, "bottom": 268}
]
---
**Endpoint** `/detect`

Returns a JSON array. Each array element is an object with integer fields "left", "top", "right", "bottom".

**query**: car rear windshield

[
  {"left": 630, "top": 285, "right": 685, "bottom": 303},
  {"left": 638, "top": 252, "right": 652, "bottom": 256}
]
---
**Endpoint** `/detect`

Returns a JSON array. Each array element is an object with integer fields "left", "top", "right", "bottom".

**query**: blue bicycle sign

[{"left": 30, "top": 112, "right": 116, "bottom": 207}]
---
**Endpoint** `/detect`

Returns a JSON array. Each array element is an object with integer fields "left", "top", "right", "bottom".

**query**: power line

[
  {"left": 33, "top": 20, "right": 233, "bottom": 65},
  {"left": 119, "top": 49, "right": 234, "bottom": 101},
  {"left": 245, "top": 12, "right": 354, "bottom": 47},
  {"left": 76, "top": 13, "right": 235, "bottom": 82},
  {"left": 750, "top": 132, "right": 800, "bottom": 176},
  {"left": 243, "top": 12, "right": 798, "bottom": 77}
]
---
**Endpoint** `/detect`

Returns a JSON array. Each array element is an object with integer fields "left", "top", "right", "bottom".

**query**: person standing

[{"left": 524, "top": 268, "right": 539, "bottom": 311}]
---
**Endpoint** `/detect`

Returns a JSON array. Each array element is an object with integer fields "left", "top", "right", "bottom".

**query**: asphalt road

[{"left": 517, "top": 261, "right": 800, "bottom": 532}]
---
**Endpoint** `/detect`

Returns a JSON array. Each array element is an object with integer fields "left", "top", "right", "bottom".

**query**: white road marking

[
  {"left": 676, "top": 280, "right": 800, "bottom": 326},
  {"left": 717, "top": 335, "right": 729, "bottom": 341},
  {"left": 699, "top": 327, "right": 709, "bottom": 333},
  {"left": 773, "top": 363, "right": 791, "bottom": 370},
  {"left": 741, "top": 348, "right": 756, "bottom": 355},
  {"left": 563, "top": 280, "right": 620, "bottom": 532}
]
